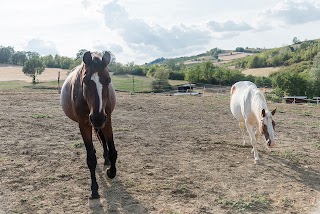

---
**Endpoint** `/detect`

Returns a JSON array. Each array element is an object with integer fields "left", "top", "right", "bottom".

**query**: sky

[{"left": 1, "top": 0, "right": 320, "bottom": 64}]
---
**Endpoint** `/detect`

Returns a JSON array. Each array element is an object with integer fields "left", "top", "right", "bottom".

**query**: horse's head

[
  {"left": 260, "top": 108, "right": 276, "bottom": 147},
  {"left": 81, "top": 51, "right": 111, "bottom": 129}
]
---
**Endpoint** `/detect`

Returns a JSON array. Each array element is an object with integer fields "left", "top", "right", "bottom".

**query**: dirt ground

[{"left": 0, "top": 88, "right": 319, "bottom": 214}]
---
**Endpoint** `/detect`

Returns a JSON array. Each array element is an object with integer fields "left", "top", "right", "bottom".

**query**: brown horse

[{"left": 60, "top": 51, "right": 117, "bottom": 199}]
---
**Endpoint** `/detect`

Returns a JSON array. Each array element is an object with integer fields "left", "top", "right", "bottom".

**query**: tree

[
  {"left": 11, "top": 51, "right": 27, "bottom": 65},
  {"left": 76, "top": 49, "right": 88, "bottom": 60},
  {"left": 0, "top": 46, "right": 14, "bottom": 63},
  {"left": 292, "top": 37, "right": 300, "bottom": 44},
  {"left": 22, "top": 58, "right": 45, "bottom": 84},
  {"left": 151, "top": 67, "right": 171, "bottom": 91}
]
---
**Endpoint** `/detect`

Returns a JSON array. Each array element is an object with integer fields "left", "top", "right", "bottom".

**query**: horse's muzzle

[
  {"left": 266, "top": 139, "right": 276, "bottom": 147},
  {"left": 89, "top": 113, "right": 107, "bottom": 129}
]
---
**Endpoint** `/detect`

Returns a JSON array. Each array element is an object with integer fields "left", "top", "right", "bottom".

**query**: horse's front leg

[
  {"left": 245, "top": 121, "right": 260, "bottom": 163},
  {"left": 80, "top": 123, "right": 99, "bottom": 199},
  {"left": 101, "top": 121, "right": 117, "bottom": 178},
  {"left": 95, "top": 128, "right": 110, "bottom": 166}
]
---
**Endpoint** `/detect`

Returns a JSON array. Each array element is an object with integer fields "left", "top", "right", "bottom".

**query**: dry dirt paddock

[{"left": 0, "top": 89, "right": 319, "bottom": 214}]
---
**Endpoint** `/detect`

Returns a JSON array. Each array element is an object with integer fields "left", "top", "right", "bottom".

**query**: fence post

[
  {"left": 132, "top": 76, "right": 135, "bottom": 93},
  {"left": 58, "top": 71, "right": 61, "bottom": 94}
]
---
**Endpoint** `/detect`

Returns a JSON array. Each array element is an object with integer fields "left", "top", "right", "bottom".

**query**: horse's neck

[{"left": 251, "top": 89, "right": 268, "bottom": 120}]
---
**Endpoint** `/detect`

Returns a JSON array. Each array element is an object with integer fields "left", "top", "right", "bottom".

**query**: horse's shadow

[
  {"left": 260, "top": 150, "right": 320, "bottom": 191},
  {"left": 88, "top": 165, "right": 148, "bottom": 214}
]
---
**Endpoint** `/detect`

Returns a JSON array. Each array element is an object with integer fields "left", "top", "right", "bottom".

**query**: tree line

[
  {"left": 232, "top": 38, "right": 320, "bottom": 99},
  {"left": 1, "top": 43, "right": 319, "bottom": 99},
  {"left": 0, "top": 46, "right": 81, "bottom": 69}
]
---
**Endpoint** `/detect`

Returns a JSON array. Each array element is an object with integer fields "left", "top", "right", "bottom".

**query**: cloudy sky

[{"left": 1, "top": 0, "right": 320, "bottom": 64}]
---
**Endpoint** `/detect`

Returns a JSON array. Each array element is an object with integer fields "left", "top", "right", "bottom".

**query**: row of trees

[
  {"left": 271, "top": 52, "right": 320, "bottom": 98},
  {"left": 0, "top": 46, "right": 81, "bottom": 69},
  {"left": 236, "top": 40, "right": 320, "bottom": 69}
]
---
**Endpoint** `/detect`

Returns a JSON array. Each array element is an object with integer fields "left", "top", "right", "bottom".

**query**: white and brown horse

[
  {"left": 230, "top": 81, "right": 276, "bottom": 163},
  {"left": 60, "top": 51, "right": 117, "bottom": 199}
]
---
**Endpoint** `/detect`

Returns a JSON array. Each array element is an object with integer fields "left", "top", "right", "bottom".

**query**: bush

[
  {"left": 169, "top": 71, "right": 185, "bottom": 80},
  {"left": 151, "top": 79, "right": 171, "bottom": 92}
]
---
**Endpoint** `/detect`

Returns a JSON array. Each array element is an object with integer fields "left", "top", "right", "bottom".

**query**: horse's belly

[
  {"left": 60, "top": 77, "right": 78, "bottom": 122},
  {"left": 108, "top": 83, "right": 116, "bottom": 113}
]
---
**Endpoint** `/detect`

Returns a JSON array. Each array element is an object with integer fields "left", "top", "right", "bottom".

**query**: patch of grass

[
  {"left": 72, "top": 141, "right": 85, "bottom": 149},
  {"left": 114, "top": 127, "right": 130, "bottom": 132},
  {"left": 112, "top": 75, "right": 153, "bottom": 92},
  {"left": 221, "top": 194, "right": 271, "bottom": 211},
  {"left": 33, "top": 194, "right": 45, "bottom": 200},
  {"left": 111, "top": 75, "right": 188, "bottom": 92},
  {"left": 280, "top": 197, "right": 295, "bottom": 207},
  {"left": 0, "top": 156, "right": 6, "bottom": 162},
  {"left": 171, "top": 184, "right": 197, "bottom": 198},
  {"left": 0, "top": 81, "right": 27, "bottom": 89},
  {"left": 292, "top": 121, "right": 305, "bottom": 125},
  {"left": 303, "top": 111, "right": 312, "bottom": 117},
  {"left": 0, "top": 80, "right": 61, "bottom": 90},
  {"left": 167, "top": 210, "right": 180, "bottom": 214},
  {"left": 210, "top": 141, "right": 224, "bottom": 145},
  {"left": 282, "top": 150, "right": 296, "bottom": 161},
  {"left": 31, "top": 114, "right": 51, "bottom": 119},
  {"left": 275, "top": 150, "right": 299, "bottom": 161},
  {"left": 313, "top": 141, "right": 320, "bottom": 149},
  {"left": 15, "top": 163, "right": 24, "bottom": 168}
]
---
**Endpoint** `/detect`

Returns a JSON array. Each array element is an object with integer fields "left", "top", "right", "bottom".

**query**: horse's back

[{"left": 230, "top": 81, "right": 257, "bottom": 121}]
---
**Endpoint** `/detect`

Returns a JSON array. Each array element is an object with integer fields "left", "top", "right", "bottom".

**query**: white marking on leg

[{"left": 91, "top": 73, "right": 103, "bottom": 112}]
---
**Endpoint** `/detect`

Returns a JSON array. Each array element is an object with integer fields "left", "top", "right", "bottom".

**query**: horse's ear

[
  {"left": 102, "top": 51, "right": 111, "bottom": 65},
  {"left": 83, "top": 51, "right": 92, "bottom": 65},
  {"left": 262, "top": 109, "right": 266, "bottom": 117},
  {"left": 271, "top": 108, "right": 277, "bottom": 115}
]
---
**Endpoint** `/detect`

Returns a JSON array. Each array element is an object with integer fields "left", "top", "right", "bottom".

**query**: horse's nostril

[
  {"left": 104, "top": 115, "right": 107, "bottom": 121},
  {"left": 89, "top": 114, "right": 93, "bottom": 122}
]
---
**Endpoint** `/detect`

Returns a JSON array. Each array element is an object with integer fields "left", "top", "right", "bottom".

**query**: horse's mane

[{"left": 251, "top": 86, "right": 268, "bottom": 112}]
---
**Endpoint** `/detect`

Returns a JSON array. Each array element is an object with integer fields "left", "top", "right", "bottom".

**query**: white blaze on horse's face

[{"left": 90, "top": 72, "right": 103, "bottom": 113}]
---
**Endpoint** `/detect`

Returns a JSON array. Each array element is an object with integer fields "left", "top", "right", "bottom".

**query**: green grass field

[{"left": 0, "top": 75, "right": 188, "bottom": 92}]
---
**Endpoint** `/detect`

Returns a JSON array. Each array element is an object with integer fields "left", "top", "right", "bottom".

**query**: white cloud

[
  {"left": 207, "top": 20, "right": 252, "bottom": 32},
  {"left": 101, "top": 1, "right": 212, "bottom": 57},
  {"left": 255, "top": 0, "right": 320, "bottom": 30},
  {"left": 24, "top": 38, "right": 59, "bottom": 55},
  {"left": 92, "top": 41, "right": 124, "bottom": 54}
]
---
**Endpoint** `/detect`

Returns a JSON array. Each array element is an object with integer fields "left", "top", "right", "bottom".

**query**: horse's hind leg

[
  {"left": 80, "top": 124, "right": 99, "bottom": 199},
  {"left": 95, "top": 129, "right": 111, "bottom": 166},
  {"left": 239, "top": 121, "right": 246, "bottom": 146},
  {"left": 102, "top": 122, "right": 117, "bottom": 179}
]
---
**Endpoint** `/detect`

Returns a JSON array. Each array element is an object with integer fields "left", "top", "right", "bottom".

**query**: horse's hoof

[
  {"left": 89, "top": 193, "right": 100, "bottom": 200},
  {"left": 107, "top": 168, "right": 116, "bottom": 179},
  {"left": 254, "top": 159, "right": 260, "bottom": 164}
]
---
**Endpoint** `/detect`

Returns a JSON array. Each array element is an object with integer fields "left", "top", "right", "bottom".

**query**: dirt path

[{"left": 0, "top": 89, "right": 319, "bottom": 213}]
